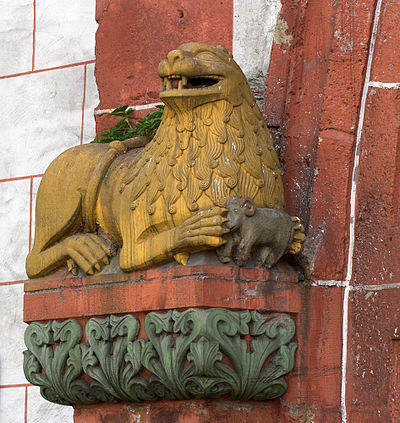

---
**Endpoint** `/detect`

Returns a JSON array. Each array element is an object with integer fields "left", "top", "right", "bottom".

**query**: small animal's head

[
  {"left": 158, "top": 42, "right": 253, "bottom": 110},
  {"left": 225, "top": 197, "right": 256, "bottom": 230}
]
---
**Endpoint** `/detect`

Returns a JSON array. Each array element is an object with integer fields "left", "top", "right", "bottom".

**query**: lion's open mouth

[{"left": 162, "top": 75, "right": 221, "bottom": 91}]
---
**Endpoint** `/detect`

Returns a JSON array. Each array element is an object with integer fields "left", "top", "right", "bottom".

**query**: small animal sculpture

[{"left": 217, "top": 197, "right": 295, "bottom": 267}]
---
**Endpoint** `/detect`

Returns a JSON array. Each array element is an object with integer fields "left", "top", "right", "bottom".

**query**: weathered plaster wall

[
  {"left": 0, "top": 1, "right": 98, "bottom": 421},
  {"left": 233, "top": 0, "right": 282, "bottom": 104}
]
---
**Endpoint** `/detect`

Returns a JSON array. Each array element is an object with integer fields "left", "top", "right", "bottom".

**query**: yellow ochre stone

[{"left": 26, "top": 43, "right": 290, "bottom": 278}]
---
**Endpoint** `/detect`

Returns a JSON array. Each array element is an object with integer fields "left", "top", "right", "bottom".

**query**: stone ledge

[{"left": 23, "top": 254, "right": 300, "bottom": 322}]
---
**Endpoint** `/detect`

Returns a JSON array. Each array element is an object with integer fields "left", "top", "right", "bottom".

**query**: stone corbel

[{"left": 23, "top": 308, "right": 297, "bottom": 405}]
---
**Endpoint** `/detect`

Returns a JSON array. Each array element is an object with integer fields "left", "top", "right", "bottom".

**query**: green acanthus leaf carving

[
  {"left": 184, "top": 336, "right": 232, "bottom": 398},
  {"left": 82, "top": 315, "right": 156, "bottom": 403},
  {"left": 23, "top": 308, "right": 297, "bottom": 405},
  {"left": 248, "top": 312, "right": 297, "bottom": 400},
  {"left": 23, "top": 320, "right": 97, "bottom": 405}
]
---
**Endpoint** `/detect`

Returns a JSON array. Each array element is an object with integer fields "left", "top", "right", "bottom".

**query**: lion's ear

[
  {"left": 216, "top": 45, "right": 233, "bottom": 58},
  {"left": 241, "top": 198, "right": 256, "bottom": 217}
]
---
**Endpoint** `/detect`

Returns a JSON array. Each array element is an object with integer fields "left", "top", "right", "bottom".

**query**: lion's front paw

[
  {"left": 175, "top": 207, "right": 229, "bottom": 251},
  {"left": 64, "top": 233, "right": 113, "bottom": 275}
]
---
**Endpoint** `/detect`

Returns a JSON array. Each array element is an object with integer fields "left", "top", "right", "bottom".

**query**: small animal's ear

[{"left": 241, "top": 197, "right": 256, "bottom": 217}]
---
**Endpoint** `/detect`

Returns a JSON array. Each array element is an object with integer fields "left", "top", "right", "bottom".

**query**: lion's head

[
  {"left": 158, "top": 42, "right": 253, "bottom": 110},
  {"left": 120, "top": 43, "right": 284, "bottom": 227}
]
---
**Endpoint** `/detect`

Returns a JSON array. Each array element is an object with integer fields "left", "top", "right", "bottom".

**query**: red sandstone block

[
  {"left": 24, "top": 272, "right": 302, "bottom": 322},
  {"left": 346, "top": 288, "right": 400, "bottom": 414},
  {"left": 95, "top": 0, "right": 107, "bottom": 22},
  {"left": 168, "top": 263, "right": 237, "bottom": 280},
  {"left": 265, "top": 0, "right": 376, "bottom": 227},
  {"left": 370, "top": 0, "right": 400, "bottom": 82},
  {"left": 280, "top": 404, "right": 341, "bottom": 423},
  {"left": 263, "top": 0, "right": 301, "bottom": 127},
  {"left": 74, "top": 401, "right": 343, "bottom": 423},
  {"left": 73, "top": 400, "right": 283, "bottom": 423},
  {"left": 320, "top": 0, "right": 375, "bottom": 134},
  {"left": 346, "top": 408, "right": 392, "bottom": 422},
  {"left": 281, "top": 142, "right": 316, "bottom": 220},
  {"left": 24, "top": 258, "right": 302, "bottom": 321},
  {"left": 238, "top": 262, "right": 298, "bottom": 283},
  {"left": 352, "top": 87, "right": 400, "bottom": 285},
  {"left": 286, "top": 286, "right": 343, "bottom": 408},
  {"left": 83, "top": 271, "right": 131, "bottom": 287},
  {"left": 307, "top": 130, "right": 353, "bottom": 281},
  {"left": 239, "top": 266, "right": 270, "bottom": 282},
  {"left": 95, "top": 0, "right": 232, "bottom": 110},
  {"left": 319, "top": 61, "right": 365, "bottom": 134},
  {"left": 85, "top": 283, "right": 136, "bottom": 315},
  {"left": 24, "top": 269, "right": 82, "bottom": 292},
  {"left": 280, "top": 0, "right": 339, "bottom": 140},
  {"left": 24, "top": 288, "right": 87, "bottom": 321}
]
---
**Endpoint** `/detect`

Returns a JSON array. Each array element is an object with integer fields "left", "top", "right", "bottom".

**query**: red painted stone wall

[{"left": 263, "top": 0, "right": 400, "bottom": 421}]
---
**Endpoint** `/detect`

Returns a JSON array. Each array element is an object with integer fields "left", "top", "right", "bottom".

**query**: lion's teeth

[
  {"left": 182, "top": 76, "right": 187, "bottom": 88},
  {"left": 178, "top": 79, "right": 182, "bottom": 90},
  {"left": 166, "top": 78, "right": 172, "bottom": 90}
]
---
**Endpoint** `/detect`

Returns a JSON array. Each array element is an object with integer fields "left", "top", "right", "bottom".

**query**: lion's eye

[{"left": 196, "top": 52, "right": 217, "bottom": 61}]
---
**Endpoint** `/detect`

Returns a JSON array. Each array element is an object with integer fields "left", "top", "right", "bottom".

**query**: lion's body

[{"left": 26, "top": 43, "right": 286, "bottom": 278}]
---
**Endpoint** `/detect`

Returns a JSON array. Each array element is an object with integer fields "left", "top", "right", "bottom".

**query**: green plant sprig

[{"left": 93, "top": 104, "right": 164, "bottom": 143}]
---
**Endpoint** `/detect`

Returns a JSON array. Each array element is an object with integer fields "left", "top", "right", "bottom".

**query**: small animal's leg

[
  {"left": 234, "top": 239, "right": 252, "bottom": 266},
  {"left": 216, "top": 235, "right": 235, "bottom": 263},
  {"left": 264, "top": 230, "right": 294, "bottom": 268},
  {"left": 253, "top": 246, "right": 272, "bottom": 267},
  {"left": 263, "top": 250, "right": 282, "bottom": 269}
]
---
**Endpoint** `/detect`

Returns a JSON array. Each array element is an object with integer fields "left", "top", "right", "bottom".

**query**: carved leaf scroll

[{"left": 23, "top": 309, "right": 297, "bottom": 405}]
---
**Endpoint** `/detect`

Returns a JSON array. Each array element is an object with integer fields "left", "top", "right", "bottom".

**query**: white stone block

[
  {"left": 0, "top": 180, "right": 30, "bottom": 282},
  {"left": 27, "top": 386, "right": 74, "bottom": 423},
  {"left": 0, "top": 0, "right": 33, "bottom": 76},
  {"left": 82, "top": 63, "right": 99, "bottom": 144},
  {"left": 0, "top": 284, "right": 27, "bottom": 385},
  {"left": 0, "top": 386, "right": 25, "bottom": 423},
  {"left": 233, "top": 0, "right": 281, "bottom": 96},
  {"left": 0, "top": 66, "right": 85, "bottom": 179},
  {"left": 35, "top": 0, "right": 97, "bottom": 69}
]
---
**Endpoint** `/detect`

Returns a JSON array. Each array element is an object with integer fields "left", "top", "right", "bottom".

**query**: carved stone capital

[{"left": 23, "top": 308, "right": 297, "bottom": 405}]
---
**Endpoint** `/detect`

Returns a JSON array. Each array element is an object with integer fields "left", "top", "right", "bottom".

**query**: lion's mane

[{"left": 119, "top": 93, "right": 284, "bottom": 220}]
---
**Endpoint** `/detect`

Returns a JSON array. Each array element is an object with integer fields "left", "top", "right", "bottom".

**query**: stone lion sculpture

[{"left": 26, "top": 42, "right": 303, "bottom": 278}]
